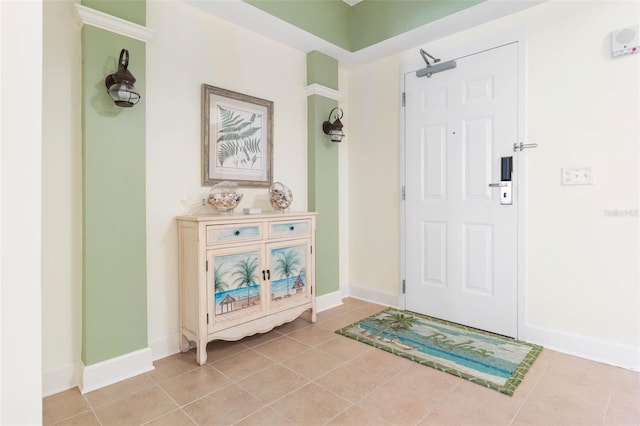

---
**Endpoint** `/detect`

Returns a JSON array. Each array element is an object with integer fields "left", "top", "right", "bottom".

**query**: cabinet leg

[
  {"left": 303, "top": 307, "right": 317, "bottom": 323},
  {"left": 196, "top": 339, "right": 208, "bottom": 365}
]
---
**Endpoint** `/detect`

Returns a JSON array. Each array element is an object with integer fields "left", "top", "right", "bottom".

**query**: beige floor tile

[
  {"left": 315, "top": 309, "right": 339, "bottom": 323},
  {"left": 321, "top": 302, "right": 361, "bottom": 316},
  {"left": 51, "top": 410, "right": 100, "bottom": 426},
  {"left": 315, "top": 363, "right": 388, "bottom": 402},
  {"left": 205, "top": 338, "right": 249, "bottom": 362},
  {"left": 604, "top": 398, "right": 640, "bottom": 426},
  {"left": 545, "top": 352, "right": 617, "bottom": 387},
  {"left": 43, "top": 388, "right": 91, "bottom": 426},
  {"left": 513, "top": 400, "right": 603, "bottom": 426},
  {"left": 274, "top": 316, "right": 314, "bottom": 334},
  {"left": 143, "top": 408, "right": 196, "bottom": 425},
  {"left": 85, "top": 373, "right": 155, "bottom": 408},
  {"left": 388, "top": 362, "right": 460, "bottom": 401},
  {"left": 326, "top": 404, "right": 391, "bottom": 426},
  {"left": 210, "top": 349, "right": 274, "bottom": 381},
  {"left": 270, "top": 383, "right": 351, "bottom": 426},
  {"left": 316, "top": 336, "right": 373, "bottom": 361},
  {"left": 358, "top": 381, "right": 439, "bottom": 425},
  {"left": 418, "top": 405, "right": 486, "bottom": 426},
  {"left": 288, "top": 325, "right": 338, "bottom": 347},
  {"left": 42, "top": 303, "right": 639, "bottom": 426},
  {"left": 526, "top": 371, "right": 612, "bottom": 411},
  {"left": 610, "top": 366, "right": 640, "bottom": 407},
  {"left": 341, "top": 297, "right": 373, "bottom": 306},
  {"left": 237, "top": 364, "right": 307, "bottom": 403},
  {"left": 283, "top": 347, "right": 344, "bottom": 380},
  {"left": 252, "top": 335, "right": 311, "bottom": 362},
  {"left": 94, "top": 386, "right": 177, "bottom": 426},
  {"left": 160, "top": 365, "right": 231, "bottom": 406},
  {"left": 182, "top": 383, "right": 263, "bottom": 425},
  {"left": 318, "top": 315, "right": 362, "bottom": 331},
  {"left": 234, "top": 407, "right": 296, "bottom": 426},
  {"left": 439, "top": 380, "right": 525, "bottom": 425},
  {"left": 348, "top": 345, "right": 412, "bottom": 381},
  {"left": 149, "top": 352, "right": 200, "bottom": 383},
  {"left": 240, "top": 329, "right": 284, "bottom": 348}
]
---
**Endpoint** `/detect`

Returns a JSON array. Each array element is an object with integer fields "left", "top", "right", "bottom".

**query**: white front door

[{"left": 404, "top": 43, "right": 519, "bottom": 338}]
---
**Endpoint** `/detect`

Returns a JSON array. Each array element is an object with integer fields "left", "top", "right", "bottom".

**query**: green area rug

[{"left": 336, "top": 308, "right": 542, "bottom": 396}]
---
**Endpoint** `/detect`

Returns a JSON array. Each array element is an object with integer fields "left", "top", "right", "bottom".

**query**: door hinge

[
  {"left": 206, "top": 313, "right": 209, "bottom": 324},
  {"left": 206, "top": 260, "right": 208, "bottom": 272},
  {"left": 402, "top": 279, "right": 406, "bottom": 294},
  {"left": 310, "top": 245, "right": 313, "bottom": 254},
  {"left": 402, "top": 186, "right": 406, "bottom": 201},
  {"left": 402, "top": 92, "right": 406, "bottom": 107}
]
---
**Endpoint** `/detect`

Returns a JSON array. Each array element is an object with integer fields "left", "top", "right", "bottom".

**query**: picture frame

[{"left": 202, "top": 84, "right": 273, "bottom": 187}]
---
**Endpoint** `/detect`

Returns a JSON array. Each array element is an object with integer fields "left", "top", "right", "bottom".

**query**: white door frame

[{"left": 399, "top": 27, "right": 529, "bottom": 340}]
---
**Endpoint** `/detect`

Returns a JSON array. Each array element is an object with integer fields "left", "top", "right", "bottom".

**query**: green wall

[
  {"left": 350, "top": 0, "right": 484, "bottom": 51},
  {"left": 307, "top": 51, "right": 339, "bottom": 91},
  {"left": 243, "top": 0, "right": 485, "bottom": 52},
  {"left": 244, "top": 0, "right": 352, "bottom": 51},
  {"left": 306, "top": 52, "right": 340, "bottom": 297},
  {"left": 81, "top": 1, "right": 148, "bottom": 365}
]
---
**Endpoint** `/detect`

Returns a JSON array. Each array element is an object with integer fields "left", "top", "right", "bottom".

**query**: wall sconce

[
  {"left": 105, "top": 49, "right": 140, "bottom": 107},
  {"left": 322, "top": 107, "right": 345, "bottom": 142}
]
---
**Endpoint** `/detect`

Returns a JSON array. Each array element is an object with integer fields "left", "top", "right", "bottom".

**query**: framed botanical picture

[{"left": 202, "top": 85, "right": 273, "bottom": 187}]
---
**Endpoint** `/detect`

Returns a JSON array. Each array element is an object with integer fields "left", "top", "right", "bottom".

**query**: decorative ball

[
  {"left": 208, "top": 181, "right": 243, "bottom": 212},
  {"left": 269, "top": 182, "right": 293, "bottom": 211}
]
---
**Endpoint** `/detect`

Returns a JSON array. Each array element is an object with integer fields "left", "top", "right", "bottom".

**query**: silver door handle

[{"left": 488, "top": 182, "right": 508, "bottom": 188}]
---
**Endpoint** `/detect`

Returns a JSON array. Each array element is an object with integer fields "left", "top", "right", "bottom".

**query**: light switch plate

[{"left": 561, "top": 167, "right": 593, "bottom": 185}]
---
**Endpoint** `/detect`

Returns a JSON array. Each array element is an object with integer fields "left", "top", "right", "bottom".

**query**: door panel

[{"left": 405, "top": 43, "right": 519, "bottom": 337}]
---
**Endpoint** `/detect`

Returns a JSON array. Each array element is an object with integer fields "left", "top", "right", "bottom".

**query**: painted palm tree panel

[
  {"left": 213, "top": 251, "right": 262, "bottom": 320},
  {"left": 270, "top": 245, "right": 308, "bottom": 308}
]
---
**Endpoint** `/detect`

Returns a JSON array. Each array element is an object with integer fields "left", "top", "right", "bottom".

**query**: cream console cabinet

[{"left": 177, "top": 213, "right": 317, "bottom": 365}]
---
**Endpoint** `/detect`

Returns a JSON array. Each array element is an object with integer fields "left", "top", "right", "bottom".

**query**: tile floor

[{"left": 44, "top": 298, "right": 640, "bottom": 426}]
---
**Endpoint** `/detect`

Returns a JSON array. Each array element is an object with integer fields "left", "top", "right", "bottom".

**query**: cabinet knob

[
  {"left": 234, "top": 230, "right": 240, "bottom": 236},
  {"left": 289, "top": 226, "right": 295, "bottom": 231}
]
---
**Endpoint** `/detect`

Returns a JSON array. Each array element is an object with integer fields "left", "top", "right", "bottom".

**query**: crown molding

[
  {"left": 305, "top": 84, "right": 343, "bottom": 101},
  {"left": 75, "top": 4, "right": 155, "bottom": 42}
]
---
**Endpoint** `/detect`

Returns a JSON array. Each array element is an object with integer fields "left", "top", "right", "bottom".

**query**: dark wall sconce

[
  {"left": 322, "top": 107, "right": 345, "bottom": 142},
  {"left": 105, "top": 49, "right": 140, "bottom": 107}
]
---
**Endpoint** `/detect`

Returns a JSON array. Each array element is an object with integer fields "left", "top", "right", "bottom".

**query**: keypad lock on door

[{"left": 488, "top": 156, "right": 513, "bottom": 205}]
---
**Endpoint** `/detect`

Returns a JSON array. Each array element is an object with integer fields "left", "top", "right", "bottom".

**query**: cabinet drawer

[
  {"left": 268, "top": 220, "right": 311, "bottom": 238},
  {"left": 206, "top": 223, "right": 262, "bottom": 245}
]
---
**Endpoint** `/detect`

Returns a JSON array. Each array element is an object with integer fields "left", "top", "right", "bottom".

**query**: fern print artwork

[
  {"left": 216, "top": 105, "right": 263, "bottom": 170},
  {"left": 203, "top": 85, "right": 272, "bottom": 187}
]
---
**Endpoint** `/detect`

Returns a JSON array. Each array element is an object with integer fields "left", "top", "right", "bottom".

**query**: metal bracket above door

[{"left": 513, "top": 142, "right": 538, "bottom": 152}]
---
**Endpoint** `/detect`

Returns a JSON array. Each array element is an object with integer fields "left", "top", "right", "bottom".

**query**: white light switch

[{"left": 561, "top": 167, "right": 593, "bottom": 185}]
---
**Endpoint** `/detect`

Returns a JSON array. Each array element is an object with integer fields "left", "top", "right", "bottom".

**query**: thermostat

[{"left": 612, "top": 25, "right": 639, "bottom": 58}]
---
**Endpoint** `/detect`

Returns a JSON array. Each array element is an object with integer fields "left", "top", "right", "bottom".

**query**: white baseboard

[
  {"left": 348, "top": 284, "right": 399, "bottom": 308},
  {"left": 525, "top": 324, "right": 640, "bottom": 371},
  {"left": 149, "top": 333, "right": 181, "bottom": 361},
  {"left": 42, "top": 361, "right": 82, "bottom": 397},
  {"left": 316, "top": 290, "right": 343, "bottom": 312},
  {"left": 80, "top": 347, "right": 155, "bottom": 394}
]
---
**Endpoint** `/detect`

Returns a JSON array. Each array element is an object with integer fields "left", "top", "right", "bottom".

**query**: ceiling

[{"left": 183, "top": 0, "right": 544, "bottom": 68}]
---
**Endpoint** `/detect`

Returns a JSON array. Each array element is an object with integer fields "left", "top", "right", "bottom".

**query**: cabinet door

[
  {"left": 207, "top": 245, "right": 266, "bottom": 333},
  {"left": 267, "top": 239, "right": 313, "bottom": 313}
]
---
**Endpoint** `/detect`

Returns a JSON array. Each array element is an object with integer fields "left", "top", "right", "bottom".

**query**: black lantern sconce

[
  {"left": 105, "top": 49, "right": 140, "bottom": 107},
  {"left": 322, "top": 107, "right": 345, "bottom": 142}
]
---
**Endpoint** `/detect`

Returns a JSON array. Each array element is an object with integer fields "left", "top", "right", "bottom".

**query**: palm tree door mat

[{"left": 336, "top": 308, "right": 542, "bottom": 396}]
